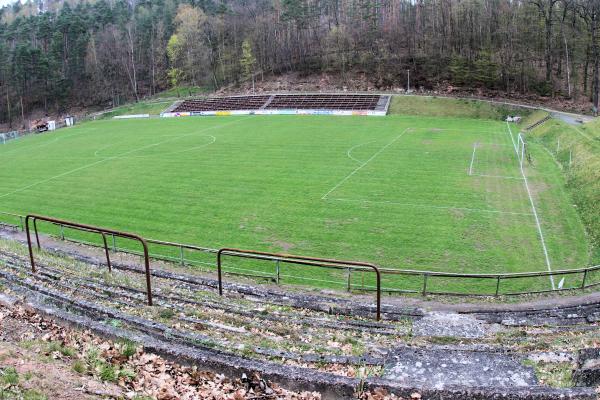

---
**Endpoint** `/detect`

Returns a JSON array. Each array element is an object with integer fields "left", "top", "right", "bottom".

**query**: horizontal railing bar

[
  {"left": 377, "top": 265, "right": 600, "bottom": 278},
  {"left": 146, "top": 238, "right": 217, "bottom": 254},
  {"left": 0, "top": 211, "right": 23, "bottom": 218},
  {"left": 218, "top": 251, "right": 376, "bottom": 272},
  {"left": 217, "top": 247, "right": 382, "bottom": 320},
  {"left": 3, "top": 210, "right": 599, "bottom": 299}
]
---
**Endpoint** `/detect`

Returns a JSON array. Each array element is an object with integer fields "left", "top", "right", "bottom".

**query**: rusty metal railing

[
  {"left": 25, "top": 215, "right": 153, "bottom": 306},
  {"left": 2, "top": 211, "right": 599, "bottom": 302},
  {"left": 217, "top": 248, "right": 382, "bottom": 320},
  {"left": 0, "top": 211, "right": 25, "bottom": 231}
]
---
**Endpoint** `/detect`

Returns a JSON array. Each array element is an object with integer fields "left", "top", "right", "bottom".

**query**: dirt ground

[
  {"left": 0, "top": 299, "right": 124, "bottom": 399},
  {"left": 0, "top": 294, "right": 327, "bottom": 400},
  {"left": 218, "top": 71, "right": 594, "bottom": 116}
]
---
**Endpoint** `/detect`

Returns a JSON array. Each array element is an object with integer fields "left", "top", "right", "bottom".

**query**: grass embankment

[
  {"left": 521, "top": 110, "right": 550, "bottom": 128},
  {"left": 528, "top": 117, "right": 600, "bottom": 264},
  {"left": 99, "top": 86, "right": 208, "bottom": 119},
  {"left": 389, "top": 95, "right": 532, "bottom": 120},
  {"left": 99, "top": 101, "right": 173, "bottom": 119}
]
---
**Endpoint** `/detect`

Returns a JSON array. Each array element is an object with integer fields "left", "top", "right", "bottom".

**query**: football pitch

[{"left": 0, "top": 115, "right": 591, "bottom": 293}]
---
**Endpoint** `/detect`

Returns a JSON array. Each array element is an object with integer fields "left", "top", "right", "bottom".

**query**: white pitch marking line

[
  {"left": 476, "top": 142, "right": 513, "bottom": 147},
  {"left": 420, "top": 128, "right": 508, "bottom": 135},
  {"left": 468, "top": 143, "right": 477, "bottom": 175},
  {"left": 104, "top": 134, "right": 217, "bottom": 159},
  {"left": 0, "top": 158, "right": 111, "bottom": 200},
  {"left": 346, "top": 140, "right": 377, "bottom": 164},
  {"left": 506, "top": 122, "right": 555, "bottom": 289},
  {"left": 321, "top": 128, "right": 411, "bottom": 200},
  {"left": 0, "top": 119, "right": 243, "bottom": 200},
  {"left": 471, "top": 174, "right": 524, "bottom": 180},
  {"left": 329, "top": 197, "right": 535, "bottom": 216}
]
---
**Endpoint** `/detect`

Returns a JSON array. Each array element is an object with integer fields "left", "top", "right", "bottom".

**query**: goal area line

[{"left": 467, "top": 142, "right": 524, "bottom": 180}]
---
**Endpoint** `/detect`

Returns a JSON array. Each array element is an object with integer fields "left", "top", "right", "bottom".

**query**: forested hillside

[{"left": 1, "top": 0, "right": 599, "bottom": 127}]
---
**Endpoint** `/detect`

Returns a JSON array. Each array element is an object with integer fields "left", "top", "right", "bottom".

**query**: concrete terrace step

[{"left": 0, "top": 234, "right": 599, "bottom": 398}]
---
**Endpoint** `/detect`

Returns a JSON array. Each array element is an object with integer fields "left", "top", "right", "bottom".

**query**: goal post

[{"left": 516, "top": 133, "right": 529, "bottom": 168}]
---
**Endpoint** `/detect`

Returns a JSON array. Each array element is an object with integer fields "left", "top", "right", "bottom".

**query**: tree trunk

[
  {"left": 563, "top": 31, "right": 571, "bottom": 97},
  {"left": 584, "top": 44, "right": 590, "bottom": 94},
  {"left": 592, "top": 14, "right": 599, "bottom": 115},
  {"left": 6, "top": 91, "right": 11, "bottom": 129},
  {"left": 20, "top": 95, "right": 25, "bottom": 128}
]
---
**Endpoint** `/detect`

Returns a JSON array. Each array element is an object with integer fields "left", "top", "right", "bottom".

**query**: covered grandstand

[{"left": 162, "top": 94, "right": 391, "bottom": 117}]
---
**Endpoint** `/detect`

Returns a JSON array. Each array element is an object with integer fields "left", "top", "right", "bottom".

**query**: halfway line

[{"left": 321, "top": 128, "right": 410, "bottom": 200}]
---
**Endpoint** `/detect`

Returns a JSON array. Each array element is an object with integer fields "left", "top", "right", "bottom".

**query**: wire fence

[
  {"left": 0, "top": 131, "right": 23, "bottom": 145},
  {"left": 1, "top": 211, "right": 599, "bottom": 297}
]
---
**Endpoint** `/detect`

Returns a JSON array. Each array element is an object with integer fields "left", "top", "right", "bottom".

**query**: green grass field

[{"left": 0, "top": 113, "right": 593, "bottom": 294}]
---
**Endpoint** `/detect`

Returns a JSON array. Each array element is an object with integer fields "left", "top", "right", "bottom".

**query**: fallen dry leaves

[{"left": 0, "top": 301, "right": 409, "bottom": 399}]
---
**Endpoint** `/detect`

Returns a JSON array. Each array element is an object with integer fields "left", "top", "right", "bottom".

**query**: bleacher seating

[
  {"left": 170, "top": 94, "right": 387, "bottom": 113},
  {"left": 267, "top": 94, "right": 380, "bottom": 110},
  {"left": 171, "top": 96, "right": 271, "bottom": 112}
]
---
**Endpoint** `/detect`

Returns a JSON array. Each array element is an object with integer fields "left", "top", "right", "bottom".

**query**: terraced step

[{"left": 0, "top": 233, "right": 599, "bottom": 398}]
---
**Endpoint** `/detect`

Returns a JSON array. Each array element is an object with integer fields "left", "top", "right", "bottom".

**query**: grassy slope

[
  {"left": 99, "top": 101, "right": 173, "bottom": 119},
  {"left": 389, "top": 95, "right": 533, "bottom": 120},
  {"left": 0, "top": 114, "right": 588, "bottom": 293},
  {"left": 528, "top": 117, "right": 600, "bottom": 265},
  {"left": 99, "top": 86, "right": 208, "bottom": 119},
  {"left": 521, "top": 110, "right": 550, "bottom": 127}
]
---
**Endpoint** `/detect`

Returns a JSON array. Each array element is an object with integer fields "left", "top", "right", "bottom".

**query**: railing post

[
  {"left": 19, "top": 216, "right": 24, "bottom": 231},
  {"left": 581, "top": 269, "right": 588, "bottom": 290},
  {"left": 495, "top": 276, "right": 501, "bottom": 296},
  {"left": 25, "top": 216, "right": 36, "bottom": 273},
  {"left": 275, "top": 260, "right": 280, "bottom": 284},
  {"left": 180, "top": 245, "right": 185, "bottom": 266},
  {"left": 216, "top": 249, "right": 224, "bottom": 296},
  {"left": 60, "top": 224, "right": 65, "bottom": 240},
  {"left": 101, "top": 233, "right": 112, "bottom": 272},
  {"left": 139, "top": 239, "right": 153, "bottom": 306},
  {"left": 374, "top": 267, "right": 381, "bottom": 321},
  {"left": 422, "top": 274, "right": 428, "bottom": 296},
  {"left": 33, "top": 218, "right": 40, "bottom": 249},
  {"left": 361, "top": 270, "right": 365, "bottom": 290},
  {"left": 346, "top": 268, "right": 352, "bottom": 292}
]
